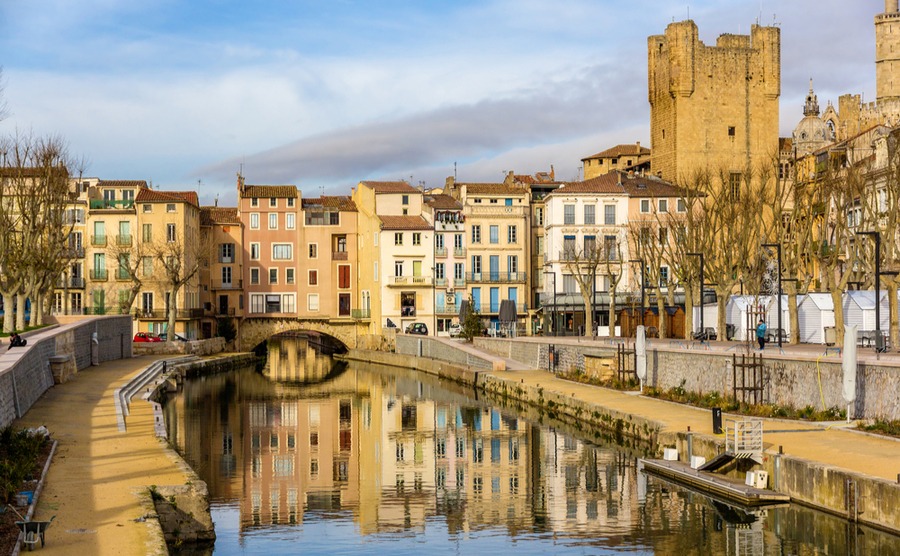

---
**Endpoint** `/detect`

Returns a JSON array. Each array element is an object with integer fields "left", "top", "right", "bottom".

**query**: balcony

[
  {"left": 116, "top": 268, "right": 131, "bottom": 281},
  {"left": 435, "top": 247, "right": 448, "bottom": 258},
  {"left": 454, "top": 247, "right": 466, "bottom": 257},
  {"left": 137, "top": 308, "right": 204, "bottom": 320},
  {"left": 435, "top": 277, "right": 448, "bottom": 288},
  {"left": 215, "top": 307, "right": 236, "bottom": 316},
  {"left": 351, "top": 308, "right": 371, "bottom": 319},
  {"left": 466, "top": 272, "right": 527, "bottom": 283},
  {"left": 65, "top": 247, "right": 85, "bottom": 258},
  {"left": 212, "top": 279, "right": 243, "bottom": 290},
  {"left": 91, "top": 269, "right": 108, "bottom": 281},
  {"left": 116, "top": 234, "right": 133, "bottom": 246},
  {"left": 435, "top": 303, "right": 461, "bottom": 315},
  {"left": 91, "top": 235, "right": 107, "bottom": 247},
  {"left": 391, "top": 276, "right": 432, "bottom": 286},
  {"left": 332, "top": 251, "right": 348, "bottom": 261},
  {"left": 90, "top": 199, "right": 135, "bottom": 210},
  {"left": 454, "top": 277, "right": 466, "bottom": 288},
  {"left": 480, "top": 302, "right": 529, "bottom": 315},
  {"left": 57, "top": 276, "right": 85, "bottom": 288}
]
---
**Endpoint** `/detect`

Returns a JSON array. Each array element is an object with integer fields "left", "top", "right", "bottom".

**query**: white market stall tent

[
  {"left": 842, "top": 290, "right": 890, "bottom": 332},
  {"left": 797, "top": 293, "right": 835, "bottom": 344}
]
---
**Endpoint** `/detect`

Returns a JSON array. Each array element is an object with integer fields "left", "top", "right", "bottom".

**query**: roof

[
  {"left": 98, "top": 180, "right": 148, "bottom": 189},
  {"left": 379, "top": 215, "right": 432, "bottom": 230},
  {"left": 301, "top": 195, "right": 357, "bottom": 212},
  {"left": 799, "top": 292, "right": 834, "bottom": 311},
  {"left": 240, "top": 185, "right": 298, "bottom": 198},
  {"left": 425, "top": 193, "right": 462, "bottom": 210},
  {"left": 135, "top": 189, "right": 200, "bottom": 207},
  {"left": 360, "top": 181, "right": 419, "bottom": 194},
  {"left": 549, "top": 171, "right": 686, "bottom": 198},
  {"left": 582, "top": 143, "right": 650, "bottom": 161},
  {"left": 463, "top": 183, "right": 526, "bottom": 196},
  {"left": 200, "top": 206, "right": 240, "bottom": 226}
]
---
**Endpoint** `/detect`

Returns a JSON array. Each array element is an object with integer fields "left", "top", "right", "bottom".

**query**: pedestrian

[
  {"left": 755, "top": 319, "right": 767, "bottom": 351},
  {"left": 8, "top": 332, "right": 26, "bottom": 349}
]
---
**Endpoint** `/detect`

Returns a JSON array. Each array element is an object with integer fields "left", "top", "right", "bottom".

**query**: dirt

[{"left": 0, "top": 441, "right": 53, "bottom": 555}]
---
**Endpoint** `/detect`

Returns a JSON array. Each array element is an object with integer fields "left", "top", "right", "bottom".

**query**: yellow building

[
  {"left": 581, "top": 143, "right": 650, "bottom": 181},
  {"left": 200, "top": 206, "right": 243, "bottom": 339}
]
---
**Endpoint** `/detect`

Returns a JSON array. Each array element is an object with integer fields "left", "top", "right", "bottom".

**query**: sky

[{"left": 0, "top": 1, "right": 883, "bottom": 205}]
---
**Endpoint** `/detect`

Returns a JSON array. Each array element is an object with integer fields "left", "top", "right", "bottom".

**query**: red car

[{"left": 133, "top": 332, "right": 162, "bottom": 342}]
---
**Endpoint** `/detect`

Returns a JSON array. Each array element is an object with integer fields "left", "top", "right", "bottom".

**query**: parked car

[
  {"left": 159, "top": 332, "right": 188, "bottom": 342},
  {"left": 133, "top": 332, "right": 162, "bottom": 343},
  {"left": 405, "top": 323, "right": 428, "bottom": 335},
  {"left": 448, "top": 323, "right": 462, "bottom": 337}
]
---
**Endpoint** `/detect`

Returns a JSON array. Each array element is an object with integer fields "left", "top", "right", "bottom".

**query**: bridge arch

[{"left": 240, "top": 317, "right": 361, "bottom": 352}]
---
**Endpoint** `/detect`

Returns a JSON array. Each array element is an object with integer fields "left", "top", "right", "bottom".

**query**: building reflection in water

[{"left": 165, "top": 336, "right": 900, "bottom": 555}]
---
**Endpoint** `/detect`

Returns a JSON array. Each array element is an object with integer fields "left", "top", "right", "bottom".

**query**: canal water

[{"left": 163, "top": 336, "right": 900, "bottom": 555}]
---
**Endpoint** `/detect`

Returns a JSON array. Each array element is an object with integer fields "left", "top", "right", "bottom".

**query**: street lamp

[
  {"left": 543, "top": 270, "right": 557, "bottom": 337},
  {"left": 857, "top": 231, "right": 884, "bottom": 352},
  {"left": 628, "top": 259, "right": 645, "bottom": 328},
  {"left": 687, "top": 252, "right": 704, "bottom": 339},
  {"left": 762, "top": 243, "right": 783, "bottom": 348}
]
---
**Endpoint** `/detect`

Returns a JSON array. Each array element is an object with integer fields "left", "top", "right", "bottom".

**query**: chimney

[
  {"left": 550, "top": 165, "right": 555, "bottom": 181},
  {"left": 636, "top": 141, "right": 641, "bottom": 148}
]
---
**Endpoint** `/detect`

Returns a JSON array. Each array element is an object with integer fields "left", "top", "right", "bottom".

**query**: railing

[
  {"left": 90, "top": 199, "right": 135, "bottom": 210},
  {"left": 435, "top": 278, "right": 448, "bottom": 287},
  {"left": 454, "top": 247, "right": 466, "bottom": 257},
  {"left": 454, "top": 277, "right": 466, "bottom": 288},
  {"left": 116, "top": 234, "right": 133, "bottom": 246},
  {"left": 392, "top": 276, "right": 432, "bottom": 285},
  {"left": 351, "top": 308, "right": 371, "bottom": 319},
  {"left": 91, "top": 235, "right": 107, "bottom": 247},
  {"left": 137, "top": 308, "right": 204, "bottom": 319},
  {"left": 65, "top": 247, "right": 85, "bottom": 258},
  {"left": 332, "top": 251, "right": 348, "bottom": 260},
  {"left": 480, "top": 302, "right": 529, "bottom": 314},
  {"left": 83, "top": 306, "right": 109, "bottom": 315},
  {"left": 466, "top": 272, "right": 527, "bottom": 283},
  {"left": 57, "top": 276, "right": 85, "bottom": 288},
  {"left": 212, "top": 279, "right": 243, "bottom": 290},
  {"left": 116, "top": 269, "right": 131, "bottom": 281},
  {"left": 91, "top": 269, "right": 108, "bottom": 281},
  {"left": 435, "top": 247, "right": 448, "bottom": 258},
  {"left": 435, "top": 303, "right": 461, "bottom": 315}
]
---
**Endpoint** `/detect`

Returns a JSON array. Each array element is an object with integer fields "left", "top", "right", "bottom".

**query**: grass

[
  {"left": 857, "top": 419, "right": 900, "bottom": 438},
  {"left": 0, "top": 323, "right": 52, "bottom": 338}
]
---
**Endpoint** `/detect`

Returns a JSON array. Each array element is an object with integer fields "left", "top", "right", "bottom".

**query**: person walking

[{"left": 755, "top": 319, "right": 767, "bottom": 351}]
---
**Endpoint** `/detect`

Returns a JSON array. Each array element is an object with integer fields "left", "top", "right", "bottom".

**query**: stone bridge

[{"left": 240, "top": 317, "right": 367, "bottom": 352}]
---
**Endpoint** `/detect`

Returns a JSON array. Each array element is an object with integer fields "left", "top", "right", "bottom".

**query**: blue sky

[{"left": 0, "top": 1, "right": 882, "bottom": 205}]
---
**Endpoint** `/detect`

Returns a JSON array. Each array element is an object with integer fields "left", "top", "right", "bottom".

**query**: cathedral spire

[{"left": 803, "top": 79, "right": 820, "bottom": 117}]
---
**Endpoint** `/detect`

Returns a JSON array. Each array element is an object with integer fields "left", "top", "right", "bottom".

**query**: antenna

[{"left": 454, "top": 162, "right": 457, "bottom": 181}]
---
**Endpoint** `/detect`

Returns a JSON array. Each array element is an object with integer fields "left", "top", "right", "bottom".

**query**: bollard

[{"left": 711, "top": 407, "right": 723, "bottom": 434}]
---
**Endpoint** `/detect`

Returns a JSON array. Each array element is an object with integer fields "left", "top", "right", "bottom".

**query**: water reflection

[{"left": 164, "top": 337, "right": 900, "bottom": 555}]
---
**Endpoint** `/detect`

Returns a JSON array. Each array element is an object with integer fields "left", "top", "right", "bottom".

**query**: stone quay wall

[
  {"left": 0, "top": 315, "right": 132, "bottom": 428},
  {"left": 475, "top": 338, "right": 900, "bottom": 420},
  {"left": 396, "top": 335, "right": 496, "bottom": 370}
]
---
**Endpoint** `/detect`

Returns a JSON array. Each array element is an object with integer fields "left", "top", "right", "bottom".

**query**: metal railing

[
  {"left": 479, "top": 302, "right": 528, "bottom": 314},
  {"left": 435, "top": 303, "right": 461, "bottom": 315},
  {"left": 466, "top": 272, "right": 527, "bottom": 283},
  {"left": 351, "top": 308, "right": 371, "bottom": 319},
  {"left": 116, "top": 268, "right": 131, "bottom": 281},
  {"left": 453, "top": 247, "right": 466, "bottom": 257},
  {"left": 435, "top": 247, "right": 448, "bottom": 258},
  {"left": 91, "top": 269, "right": 108, "bottom": 281},
  {"left": 332, "top": 251, "right": 348, "bottom": 260},
  {"left": 137, "top": 308, "right": 204, "bottom": 319},
  {"left": 91, "top": 235, "right": 107, "bottom": 247},
  {"left": 212, "top": 279, "right": 243, "bottom": 290},
  {"left": 57, "top": 276, "right": 85, "bottom": 288},
  {"left": 116, "top": 234, "right": 133, "bottom": 246},
  {"left": 435, "top": 278, "right": 448, "bottom": 287},
  {"left": 90, "top": 199, "right": 135, "bottom": 210},
  {"left": 392, "top": 276, "right": 432, "bottom": 285},
  {"left": 65, "top": 247, "right": 85, "bottom": 258}
]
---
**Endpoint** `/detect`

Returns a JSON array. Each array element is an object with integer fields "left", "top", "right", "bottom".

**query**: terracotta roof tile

[
  {"left": 98, "top": 179, "right": 148, "bottom": 189},
  {"left": 135, "top": 189, "right": 200, "bottom": 207},
  {"left": 301, "top": 195, "right": 357, "bottom": 211},
  {"left": 240, "top": 185, "right": 298, "bottom": 198},
  {"left": 200, "top": 206, "right": 240, "bottom": 226},
  {"left": 463, "top": 183, "right": 526, "bottom": 196},
  {"left": 549, "top": 171, "right": 685, "bottom": 198},
  {"left": 360, "top": 180, "right": 419, "bottom": 194},
  {"left": 379, "top": 215, "right": 432, "bottom": 230},
  {"left": 582, "top": 143, "right": 651, "bottom": 161},
  {"left": 425, "top": 194, "right": 462, "bottom": 210}
]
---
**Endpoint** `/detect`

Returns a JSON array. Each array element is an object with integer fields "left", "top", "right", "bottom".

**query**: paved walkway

[
  {"left": 469, "top": 339, "right": 900, "bottom": 482},
  {"left": 15, "top": 355, "right": 187, "bottom": 556}
]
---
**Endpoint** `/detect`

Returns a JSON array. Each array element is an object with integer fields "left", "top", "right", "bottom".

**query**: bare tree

[
  {"left": 560, "top": 233, "right": 621, "bottom": 337},
  {"left": 151, "top": 236, "right": 210, "bottom": 342},
  {"left": 107, "top": 239, "right": 150, "bottom": 317}
]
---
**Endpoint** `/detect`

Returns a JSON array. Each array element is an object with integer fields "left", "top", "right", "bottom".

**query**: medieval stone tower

[
  {"left": 876, "top": 0, "right": 900, "bottom": 103},
  {"left": 647, "top": 20, "right": 780, "bottom": 184}
]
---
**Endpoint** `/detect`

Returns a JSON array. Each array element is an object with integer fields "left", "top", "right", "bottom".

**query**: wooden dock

[{"left": 639, "top": 458, "right": 790, "bottom": 507}]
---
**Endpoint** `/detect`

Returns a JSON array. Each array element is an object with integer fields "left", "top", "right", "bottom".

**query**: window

[
  {"left": 454, "top": 234, "right": 463, "bottom": 250},
  {"left": 142, "top": 204, "right": 152, "bottom": 213},
  {"left": 142, "top": 256, "right": 153, "bottom": 277},
  {"left": 220, "top": 243, "right": 235, "bottom": 262},
  {"left": 508, "top": 255, "right": 518, "bottom": 274},
  {"left": 659, "top": 227, "right": 668, "bottom": 244},
  {"left": 142, "top": 223, "right": 152, "bottom": 242},
  {"left": 269, "top": 198, "right": 277, "bottom": 207},
  {"left": 251, "top": 198, "right": 259, "bottom": 207},
  {"left": 339, "top": 293, "right": 350, "bottom": 316},
  {"left": 471, "top": 255, "right": 482, "bottom": 274},
  {"left": 250, "top": 268, "right": 260, "bottom": 285},
  {"left": 402, "top": 195, "right": 409, "bottom": 205},
  {"left": 584, "top": 205, "right": 595, "bottom": 225},
  {"left": 435, "top": 263, "right": 445, "bottom": 279},
  {"left": 282, "top": 294, "right": 295, "bottom": 313},
  {"left": 309, "top": 270, "right": 318, "bottom": 285},
  {"left": 563, "top": 274, "right": 577, "bottom": 294},
  {"left": 250, "top": 243, "right": 260, "bottom": 260},
  {"left": 309, "top": 244, "right": 318, "bottom": 258},
  {"left": 394, "top": 261, "right": 403, "bottom": 276},
  {"left": 394, "top": 232, "right": 403, "bottom": 246},
  {"left": 269, "top": 268, "right": 278, "bottom": 284},
  {"left": 268, "top": 213, "right": 278, "bottom": 229},
  {"left": 250, "top": 294, "right": 264, "bottom": 313},
  {"left": 338, "top": 265, "right": 350, "bottom": 289},
  {"left": 412, "top": 233, "right": 421, "bottom": 246},
  {"left": 166, "top": 203, "right": 176, "bottom": 213},
  {"left": 266, "top": 294, "right": 281, "bottom": 313},
  {"left": 141, "top": 292, "right": 153, "bottom": 314},
  {"left": 288, "top": 197, "right": 295, "bottom": 207},
  {"left": 222, "top": 267, "right": 232, "bottom": 285},
  {"left": 660, "top": 266, "right": 669, "bottom": 285},
  {"left": 536, "top": 207, "right": 544, "bottom": 226},
  {"left": 454, "top": 263, "right": 464, "bottom": 280},
  {"left": 471, "top": 225, "right": 481, "bottom": 244},
  {"left": 677, "top": 198, "right": 686, "bottom": 212},
  {"left": 604, "top": 235, "right": 618, "bottom": 260},
  {"left": 564, "top": 204, "right": 575, "bottom": 224},
  {"left": 489, "top": 225, "right": 498, "bottom": 244},
  {"left": 286, "top": 213, "right": 296, "bottom": 229},
  {"left": 730, "top": 173, "right": 742, "bottom": 200},
  {"left": 604, "top": 205, "right": 616, "bottom": 225},
  {"left": 304, "top": 210, "right": 339, "bottom": 225},
  {"left": 507, "top": 225, "right": 517, "bottom": 244},
  {"left": 658, "top": 199, "right": 668, "bottom": 213},
  {"left": 272, "top": 244, "right": 292, "bottom": 260},
  {"left": 728, "top": 126, "right": 736, "bottom": 137},
  {"left": 374, "top": 261, "right": 379, "bottom": 281},
  {"left": 640, "top": 199, "right": 650, "bottom": 213},
  {"left": 308, "top": 294, "right": 320, "bottom": 311},
  {"left": 584, "top": 235, "right": 596, "bottom": 254},
  {"left": 563, "top": 236, "right": 576, "bottom": 259},
  {"left": 286, "top": 268, "right": 295, "bottom": 284},
  {"left": 166, "top": 223, "right": 176, "bottom": 242},
  {"left": 436, "top": 234, "right": 444, "bottom": 250},
  {"left": 250, "top": 213, "right": 259, "bottom": 229}
]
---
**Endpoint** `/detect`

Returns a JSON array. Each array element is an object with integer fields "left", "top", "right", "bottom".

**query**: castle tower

[
  {"left": 648, "top": 20, "right": 780, "bottom": 184},
  {"left": 876, "top": 0, "right": 900, "bottom": 103}
]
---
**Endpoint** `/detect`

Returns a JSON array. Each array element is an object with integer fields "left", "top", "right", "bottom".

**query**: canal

[{"left": 163, "top": 336, "right": 900, "bottom": 555}]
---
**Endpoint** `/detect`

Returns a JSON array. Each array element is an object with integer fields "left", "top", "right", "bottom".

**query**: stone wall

[
  {"left": 239, "top": 317, "right": 362, "bottom": 351},
  {"left": 476, "top": 338, "right": 900, "bottom": 420},
  {"left": 0, "top": 316, "right": 132, "bottom": 428},
  {"left": 396, "top": 335, "right": 495, "bottom": 370},
  {"left": 133, "top": 337, "right": 226, "bottom": 357}
]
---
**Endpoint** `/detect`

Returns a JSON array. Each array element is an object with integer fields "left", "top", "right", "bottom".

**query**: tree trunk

[
  {"left": 608, "top": 287, "right": 617, "bottom": 338},
  {"left": 683, "top": 286, "right": 694, "bottom": 339},
  {"left": 34, "top": 292, "right": 43, "bottom": 326},
  {"left": 167, "top": 287, "right": 179, "bottom": 343},
  {"left": 888, "top": 282, "right": 899, "bottom": 351},
  {"left": 2, "top": 292, "right": 14, "bottom": 333},
  {"left": 831, "top": 288, "right": 845, "bottom": 349},
  {"left": 716, "top": 286, "right": 729, "bottom": 342},
  {"left": 580, "top": 291, "right": 593, "bottom": 338},
  {"left": 788, "top": 290, "right": 800, "bottom": 345},
  {"left": 16, "top": 294, "right": 27, "bottom": 331},
  {"left": 656, "top": 294, "right": 667, "bottom": 338}
]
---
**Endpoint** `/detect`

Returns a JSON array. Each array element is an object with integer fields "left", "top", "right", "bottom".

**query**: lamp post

[
  {"left": 856, "top": 231, "right": 883, "bottom": 352},
  {"left": 762, "top": 243, "right": 783, "bottom": 348},
  {"left": 543, "top": 270, "right": 557, "bottom": 337},
  {"left": 687, "top": 252, "right": 704, "bottom": 339},
  {"left": 629, "top": 258, "right": 645, "bottom": 328}
]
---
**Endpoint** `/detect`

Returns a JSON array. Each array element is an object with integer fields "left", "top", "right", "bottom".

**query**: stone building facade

[{"left": 648, "top": 20, "right": 780, "bottom": 184}]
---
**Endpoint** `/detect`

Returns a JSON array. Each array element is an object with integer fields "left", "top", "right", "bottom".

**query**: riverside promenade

[{"left": 14, "top": 354, "right": 188, "bottom": 556}]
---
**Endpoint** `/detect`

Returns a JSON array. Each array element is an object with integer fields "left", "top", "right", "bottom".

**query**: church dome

[{"left": 793, "top": 80, "right": 831, "bottom": 156}]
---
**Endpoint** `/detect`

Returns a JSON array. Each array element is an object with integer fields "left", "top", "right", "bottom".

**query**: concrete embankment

[{"left": 343, "top": 344, "right": 900, "bottom": 535}]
